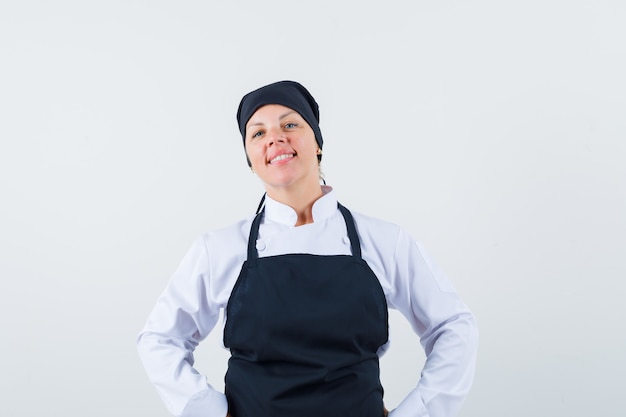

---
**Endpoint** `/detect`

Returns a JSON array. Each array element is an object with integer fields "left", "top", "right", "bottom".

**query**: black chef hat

[{"left": 236, "top": 80, "right": 323, "bottom": 166}]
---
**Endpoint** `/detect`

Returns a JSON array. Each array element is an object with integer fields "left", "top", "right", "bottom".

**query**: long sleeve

[
  {"left": 137, "top": 236, "right": 228, "bottom": 417},
  {"left": 384, "top": 229, "right": 479, "bottom": 417}
]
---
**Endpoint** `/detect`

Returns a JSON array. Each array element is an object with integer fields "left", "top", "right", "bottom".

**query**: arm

[
  {"left": 387, "top": 230, "right": 479, "bottom": 417},
  {"left": 137, "top": 236, "right": 228, "bottom": 417}
]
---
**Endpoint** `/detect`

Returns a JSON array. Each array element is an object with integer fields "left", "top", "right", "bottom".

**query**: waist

[{"left": 225, "top": 356, "right": 384, "bottom": 417}]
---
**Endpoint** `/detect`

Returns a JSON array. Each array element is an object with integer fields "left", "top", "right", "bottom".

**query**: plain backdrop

[{"left": 1, "top": 1, "right": 625, "bottom": 416}]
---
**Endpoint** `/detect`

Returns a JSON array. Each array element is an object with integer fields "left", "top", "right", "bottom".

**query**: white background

[{"left": 1, "top": 1, "right": 625, "bottom": 416}]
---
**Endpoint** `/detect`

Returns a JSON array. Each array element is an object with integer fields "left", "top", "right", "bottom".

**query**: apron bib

[{"left": 224, "top": 204, "right": 388, "bottom": 417}]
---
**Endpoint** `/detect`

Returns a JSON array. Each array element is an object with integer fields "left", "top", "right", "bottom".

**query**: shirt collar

[{"left": 264, "top": 185, "right": 337, "bottom": 226}]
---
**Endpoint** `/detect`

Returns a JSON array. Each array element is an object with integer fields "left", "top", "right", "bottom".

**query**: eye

[
  {"left": 250, "top": 130, "right": 264, "bottom": 139},
  {"left": 284, "top": 122, "right": 298, "bottom": 129}
]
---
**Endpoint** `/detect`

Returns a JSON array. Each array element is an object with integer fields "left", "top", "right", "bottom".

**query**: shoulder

[
  {"left": 346, "top": 207, "right": 424, "bottom": 262},
  {"left": 348, "top": 209, "right": 406, "bottom": 242},
  {"left": 183, "top": 216, "right": 256, "bottom": 289},
  {"left": 199, "top": 215, "right": 255, "bottom": 253}
]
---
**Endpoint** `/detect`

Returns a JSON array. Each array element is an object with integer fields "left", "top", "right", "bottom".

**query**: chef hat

[{"left": 236, "top": 80, "right": 323, "bottom": 165}]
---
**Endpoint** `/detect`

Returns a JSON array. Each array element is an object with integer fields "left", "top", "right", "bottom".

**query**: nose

[{"left": 267, "top": 127, "right": 285, "bottom": 146}]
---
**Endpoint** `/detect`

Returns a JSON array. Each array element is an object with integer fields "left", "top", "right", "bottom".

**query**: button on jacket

[{"left": 137, "top": 186, "right": 479, "bottom": 417}]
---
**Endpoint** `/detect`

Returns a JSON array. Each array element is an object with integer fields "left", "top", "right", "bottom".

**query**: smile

[{"left": 269, "top": 153, "right": 295, "bottom": 164}]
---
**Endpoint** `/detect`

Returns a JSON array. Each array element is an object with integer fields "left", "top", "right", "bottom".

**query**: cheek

[{"left": 245, "top": 144, "right": 264, "bottom": 165}]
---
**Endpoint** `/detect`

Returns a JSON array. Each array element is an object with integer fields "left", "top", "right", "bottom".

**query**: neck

[{"left": 266, "top": 181, "right": 324, "bottom": 226}]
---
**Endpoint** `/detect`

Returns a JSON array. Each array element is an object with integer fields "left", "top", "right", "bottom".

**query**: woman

[{"left": 137, "top": 80, "right": 478, "bottom": 417}]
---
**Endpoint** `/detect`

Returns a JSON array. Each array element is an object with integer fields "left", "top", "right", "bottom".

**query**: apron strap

[
  {"left": 337, "top": 203, "right": 362, "bottom": 259},
  {"left": 247, "top": 208, "right": 264, "bottom": 264},
  {"left": 255, "top": 193, "right": 266, "bottom": 214}
]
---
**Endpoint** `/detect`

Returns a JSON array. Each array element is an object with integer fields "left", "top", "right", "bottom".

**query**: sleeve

[
  {"left": 136, "top": 235, "right": 228, "bottom": 417},
  {"left": 386, "top": 229, "right": 479, "bottom": 417}
]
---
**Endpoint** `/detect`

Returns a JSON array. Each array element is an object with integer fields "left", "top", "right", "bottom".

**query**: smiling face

[{"left": 245, "top": 104, "right": 321, "bottom": 197}]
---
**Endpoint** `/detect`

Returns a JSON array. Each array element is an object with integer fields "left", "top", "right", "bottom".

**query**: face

[{"left": 245, "top": 104, "right": 320, "bottom": 195}]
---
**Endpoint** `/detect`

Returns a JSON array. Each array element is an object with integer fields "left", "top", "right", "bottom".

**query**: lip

[{"left": 267, "top": 151, "right": 296, "bottom": 164}]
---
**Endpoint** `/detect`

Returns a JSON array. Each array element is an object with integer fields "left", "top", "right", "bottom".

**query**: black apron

[{"left": 223, "top": 203, "right": 389, "bottom": 417}]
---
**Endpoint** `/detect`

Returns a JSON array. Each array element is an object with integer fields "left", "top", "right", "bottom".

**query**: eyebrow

[
  {"left": 279, "top": 110, "right": 297, "bottom": 120},
  {"left": 247, "top": 110, "right": 298, "bottom": 129}
]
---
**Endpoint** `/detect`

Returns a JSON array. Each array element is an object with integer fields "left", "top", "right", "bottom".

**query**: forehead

[{"left": 247, "top": 104, "right": 301, "bottom": 126}]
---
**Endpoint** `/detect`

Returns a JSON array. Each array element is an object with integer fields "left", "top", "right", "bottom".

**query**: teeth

[{"left": 270, "top": 154, "right": 293, "bottom": 163}]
